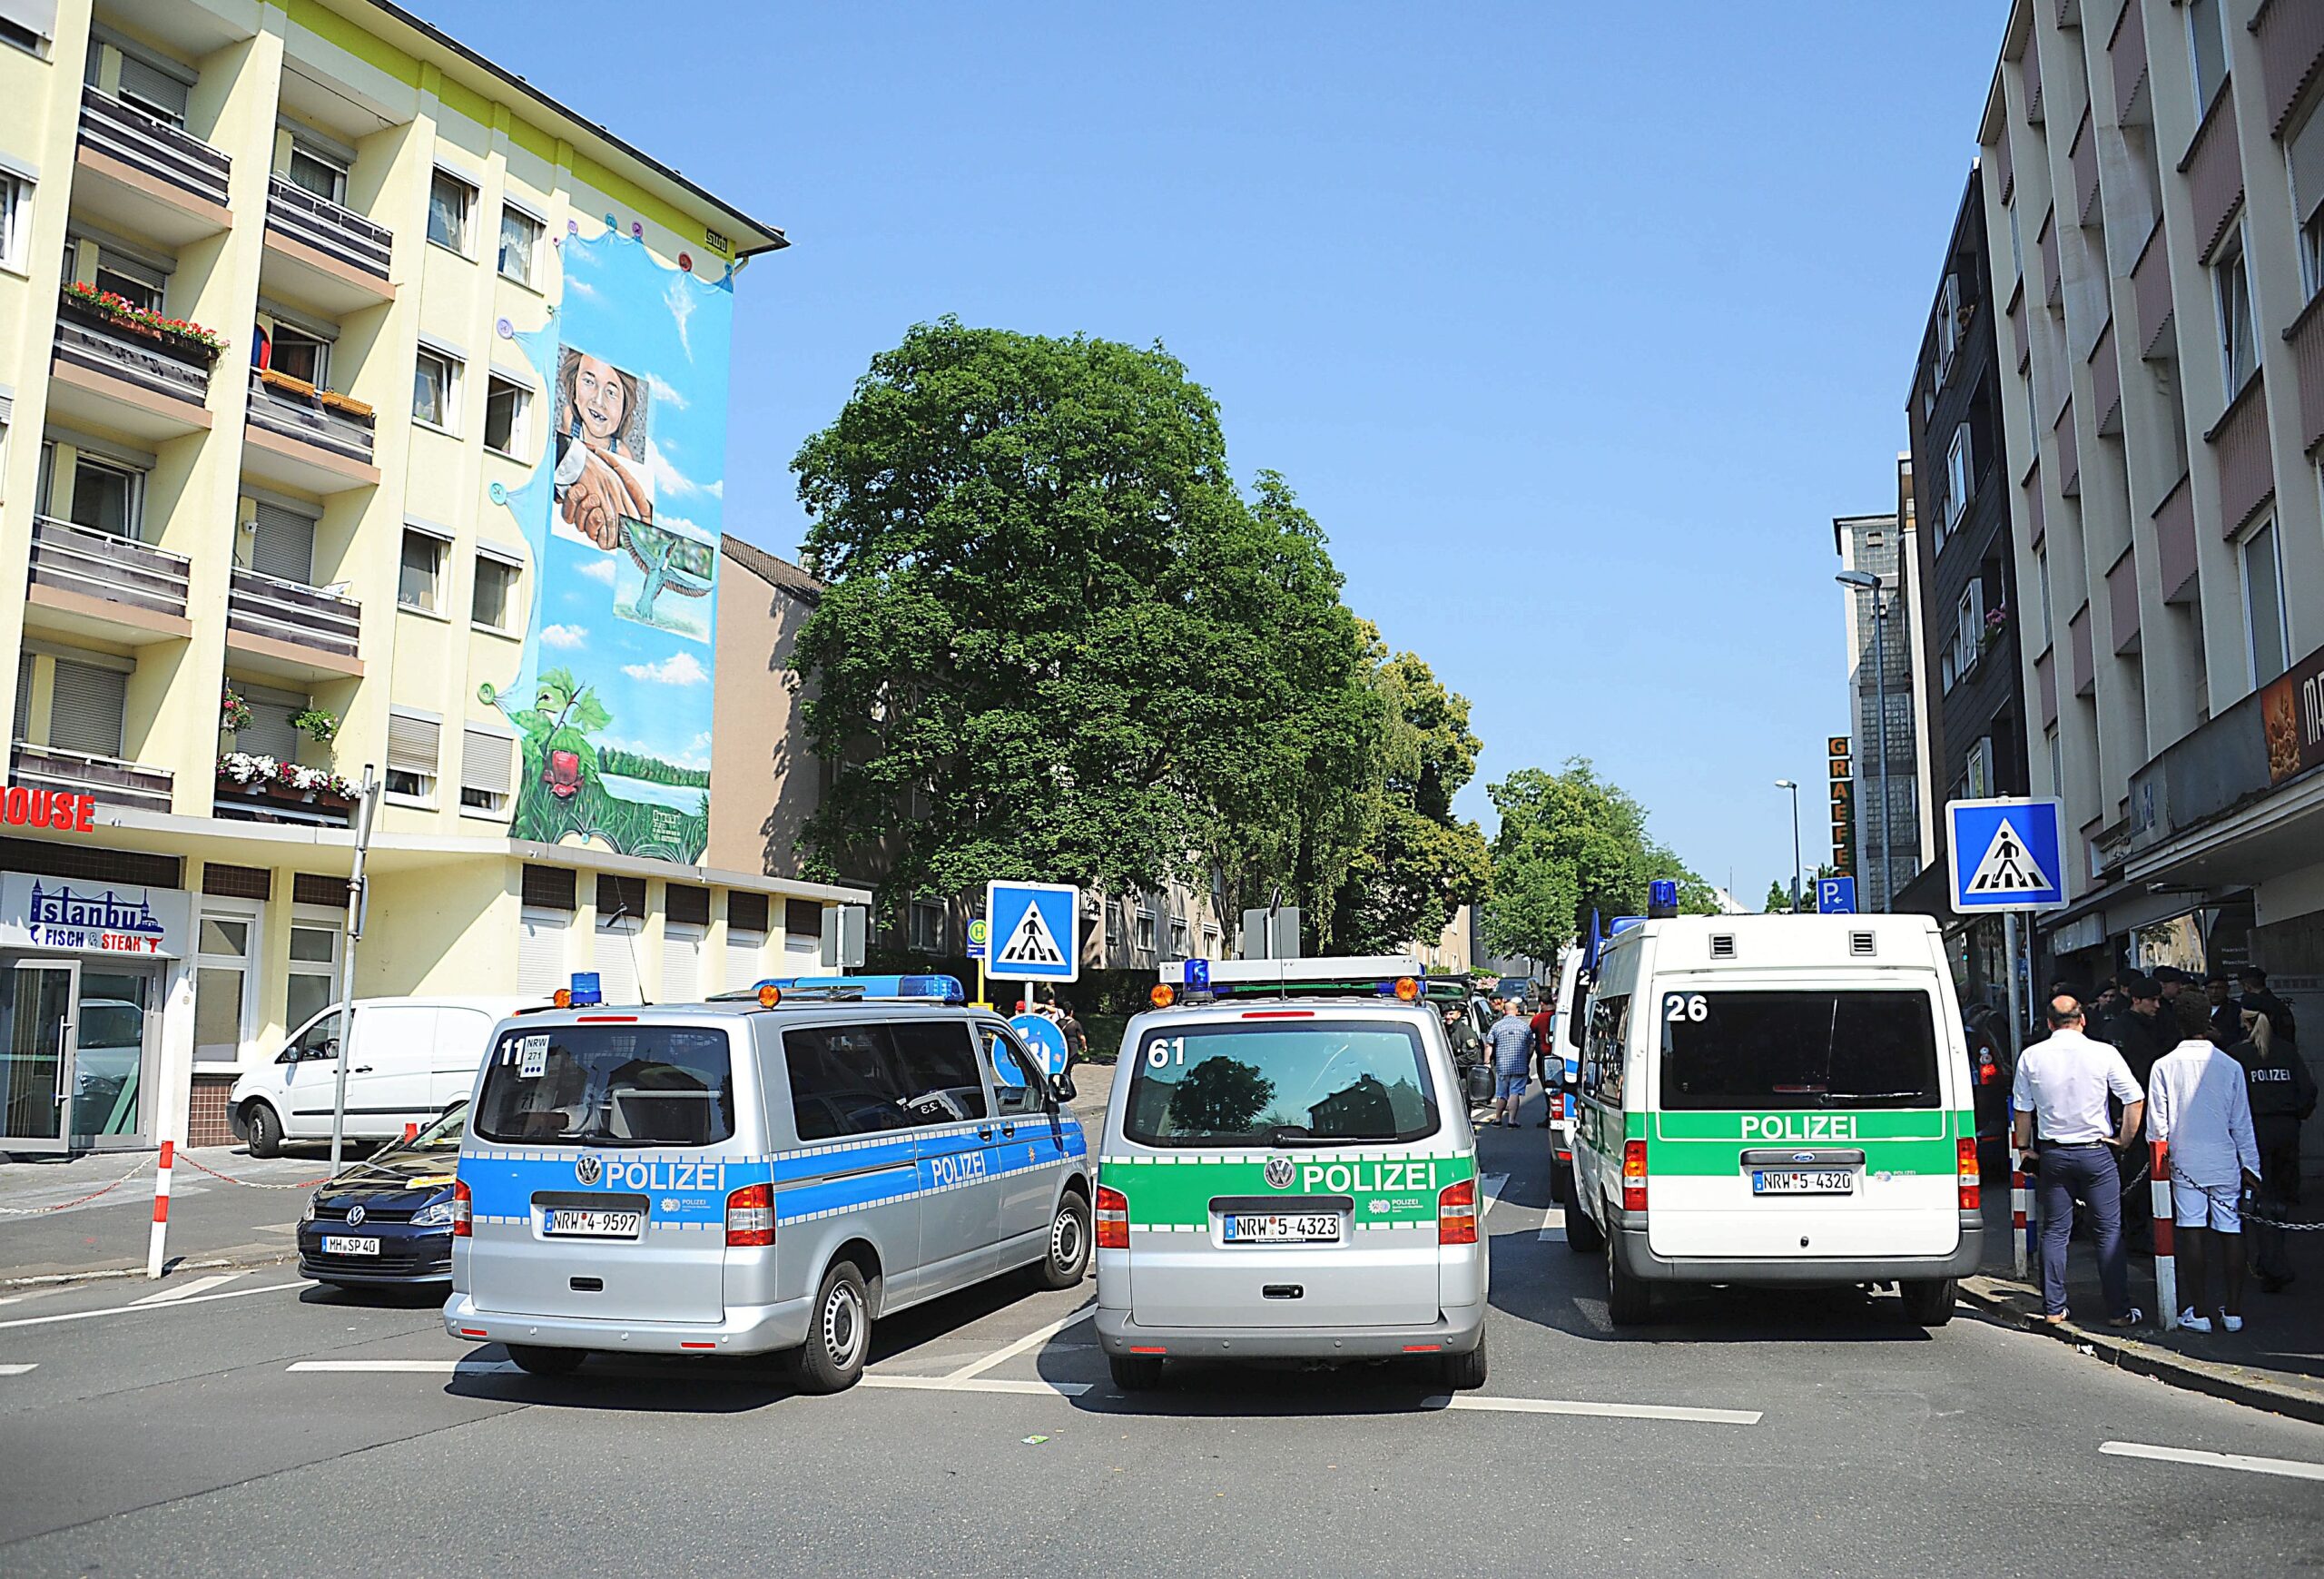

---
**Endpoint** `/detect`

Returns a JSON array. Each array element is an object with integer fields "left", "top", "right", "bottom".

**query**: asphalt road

[{"left": 3, "top": 1098, "right": 2321, "bottom": 1577}]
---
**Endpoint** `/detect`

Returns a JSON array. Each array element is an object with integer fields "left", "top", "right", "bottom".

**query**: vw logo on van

[
  {"left": 1263, "top": 1157, "right": 1295, "bottom": 1190},
  {"left": 574, "top": 1154, "right": 603, "bottom": 1187},
  {"left": 345, "top": 1204, "right": 365, "bottom": 1227}
]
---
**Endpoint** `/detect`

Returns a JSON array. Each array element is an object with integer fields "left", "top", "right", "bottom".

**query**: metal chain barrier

[
  {"left": 167, "top": 1151, "right": 328, "bottom": 1190},
  {"left": 0, "top": 1155, "right": 154, "bottom": 1215},
  {"left": 2243, "top": 1206, "right": 2324, "bottom": 1231}
]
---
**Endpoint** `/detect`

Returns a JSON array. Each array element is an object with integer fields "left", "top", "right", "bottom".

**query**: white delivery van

[{"left": 230, "top": 996, "right": 541, "bottom": 1155}]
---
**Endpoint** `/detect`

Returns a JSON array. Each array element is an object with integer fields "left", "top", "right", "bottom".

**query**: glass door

[
  {"left": 72, "top": 968, "right": 152, "bottom": 1141},
  {"left": 3, "top": 960, "right": 80, "bottom": 1153}
]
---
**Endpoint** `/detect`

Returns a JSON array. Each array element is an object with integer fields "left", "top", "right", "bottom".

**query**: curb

[
  {"left": 1958, "top": 1276, "right": 2324, "bottom": 1427},
  {"left": 0, "top": 1245, "right": 298, "bottom": 1290}
]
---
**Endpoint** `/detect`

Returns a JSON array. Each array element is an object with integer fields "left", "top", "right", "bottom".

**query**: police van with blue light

[{"left": 442, "top": 973, "right": 1091, "bottom": 1390}]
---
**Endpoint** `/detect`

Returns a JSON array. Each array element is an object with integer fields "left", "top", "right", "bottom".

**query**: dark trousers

[
  {"left": 2253, "top": 1118, "right": 2301, "bottom": 1282},
  {"left": 2037, "top": 1144, "right": 2130, "bottom": 1319}
]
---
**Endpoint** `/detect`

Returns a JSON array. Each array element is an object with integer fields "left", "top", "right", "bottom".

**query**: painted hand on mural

[
  {"left": 552, "top": 350, "right": 654, "bottom": 550},
  {"left": 557, "top": 448, "right": 651, "bottom": 549}
]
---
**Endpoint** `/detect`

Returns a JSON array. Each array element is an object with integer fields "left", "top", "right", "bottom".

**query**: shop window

[
  {"left": 287, "top": 918, "right": 339, "bottom": 1033},
  {"left": 193, "top": 906, "right": 257, "bottom": 1064}
]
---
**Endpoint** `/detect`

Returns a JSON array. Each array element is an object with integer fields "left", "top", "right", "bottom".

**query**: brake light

[
  {"left": 1621, "top": 1140, "right": 1648, "bottom": 1213},
  {"left": 1438, "top": 1178, "right": 1478, "bottom": 1245},
  {"left": 1549, "top": 1090, "right": 1565, "bottom": 1122},
  {"left": 1096, "top": 1184, "right": 1129, "bottom": 1248},
  {"left": 724, "top": 1182, "right": 774, "bottom": 1247},
  {"left": 1957, "top": 1136, "right": 1980, "bottom": 1211},
  {"left": 1976, "top": 1051, "right": 1997, "bottom": 1085},
  {"left": 451, "top": 1179, "right": 471, "bottom": 1238}
]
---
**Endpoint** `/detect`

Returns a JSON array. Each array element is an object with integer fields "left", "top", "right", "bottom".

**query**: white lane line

[
  {"left": 943, "top": 1301, "right": 1095, "bottom": 1381},
  {"left": 1479, "top": 1173, "right": 1510, "bottom": 1222},
  {"left": 0, "top": 1280, "right": 309, "bottom": 1331},
  {"left": 130, "top": 1272, "right": 241, "bottom": 1306},
  {"left": 861, "top": 1375, "right": 1093, "bottom": 1397},
  {"left": 2101, "top": 1441, "right": 2324, "bottom": 1482},
  {"left": 1425, "top": 1395, "right": 1762, "bottom": 1426},
  {"left": 1536, "top": 1222, "right": 1566, "bottom": 1242},
  {"left": 289, "top": 1360, "right": 520, "bottom": 1376},
  {"left": 0, "top": 1363, "right": 36, "bottom": 1376}
]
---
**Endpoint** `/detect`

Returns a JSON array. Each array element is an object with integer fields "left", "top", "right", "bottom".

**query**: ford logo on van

[
  {"left": 1792, "top": 1152, "right": 1816, "bottom": 1164},
  {"left": 1263, "top": 1157, "right": 1295, "bottom": 1190},
  {"left": 574, "top": 1154, "right": 603, "bottom": 1187}
]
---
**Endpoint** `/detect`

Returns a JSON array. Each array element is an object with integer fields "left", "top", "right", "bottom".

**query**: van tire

[
  {"left": 507, "top": 1344, "right": 586, "bottom": 1377},
  {"left": 243, "top": 1102, "right": 283, "bottom": 1159},
  {"left": 1109, "top": 1353, "right": 1164, "bottom": 1392},
  {"left": 1563, "top": 1199, "right": 1604, "bottom": 1254},
  {"left": 1899, "top": 1278, "right": 1956, "bottom": 1327},
  {"left": 1034, "top": 1192, "right": 1091, "bottom": 1290},
  {"left": 793, "top": 1261, "right": 872, "bottom": 1394},
  {"left": 1440, "top": 1333, "right": 1488, "bottom": 1391},
  {"left": 1604, "top": 1211, "right": 1653, "bottom": 1327}
]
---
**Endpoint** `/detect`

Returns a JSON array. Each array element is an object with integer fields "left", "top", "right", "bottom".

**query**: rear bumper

[
  {"left": 1095, "top": 1298, "right": 1487, "bottom": 1360},
  {"left": 1612, "top": 1211, "right": 1984, "bottom": 1285},
  {"left": 442, "top": 1290, "right": 812, "bottom": 1356}
]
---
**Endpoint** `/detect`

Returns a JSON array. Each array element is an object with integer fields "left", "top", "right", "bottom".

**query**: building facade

[
  {"left": 1976, "top": 0, "right": 2324, "bottom": 1033},
  {"left": 1835, "top": 509, "right": 1924, "bottom": 913},
  {"left": 0, "top": 0, "right": 862, "bottom": 1152}
]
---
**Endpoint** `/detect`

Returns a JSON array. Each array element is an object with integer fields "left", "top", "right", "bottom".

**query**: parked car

[
  {"left": 230, "top": 995, "right": 543, "bottom": 1156},
  {"left": 299, "top": 1102, "right": 467, "bottom": 1287}
]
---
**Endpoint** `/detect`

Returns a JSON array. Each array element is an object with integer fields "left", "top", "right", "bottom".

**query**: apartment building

[
  {"left": 1896, "top": 168, "right": 2033, "bottom": 1012},
  {"left": 1834, "top": 509, "right": 1924, "bottom": 913},
  {"left": 1977, "top": 0, "right": 2324, "bottom": 1017},
  {"left": 0, "top": 0, "right": 864, "bottom": 1152}
]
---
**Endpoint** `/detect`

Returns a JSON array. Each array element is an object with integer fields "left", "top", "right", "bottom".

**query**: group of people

[
  {"left": 2012, "top": 963, "right": 2313, "bottom": 1334},
  {"left": 1021, "top": 991, "right": 1089, "bottom": 1067},
  {"left": 1446, "top": 996, "right": 1561, "bottom": 1129}
]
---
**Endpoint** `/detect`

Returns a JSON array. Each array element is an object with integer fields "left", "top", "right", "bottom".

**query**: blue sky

[{"left": 425, "top": 1, "right": 2008, "bottom": 903}]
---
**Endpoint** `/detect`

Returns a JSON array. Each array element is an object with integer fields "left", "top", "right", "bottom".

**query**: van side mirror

[{"left": 1048, "top": 1072, "right": 1076, "bottom": 1105}]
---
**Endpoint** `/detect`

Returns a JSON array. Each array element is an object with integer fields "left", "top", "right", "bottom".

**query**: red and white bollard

[
  {"left": 145, "top": 1140, "right": 174, "bottom": 1280},
  {"left": 2151, "top": 1140, "right": 2177, "bottom": 1331},
  {"left": 2009, "top": 1140, "right": 2031, "bottom": 1281}
]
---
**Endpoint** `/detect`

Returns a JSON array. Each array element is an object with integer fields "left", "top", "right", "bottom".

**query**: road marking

[
  {"left": 131, "top": 1272, "right": 241, "bottom": 1306},
  {"left": 1536, "top": 1222, "right": 1566, "bottom": 1242},
  {"left": 944, "top": 1302, "right": 1094, "bottom": 1381},
  {"left": 861, "top": 1374, "right": 1093, "bottom": 1397},
  {"left": 0, "top": 1363, "right": 35, "bottom": 1376},
  {"left": 1424, "top": 1395, "right": 1761, "bottom": 1426},
  {"left": 1479, "top": 1173, "right": 1510, "bottom": 1221},
  {"left": 0, "top": 1280, "right": 308, "bottom": 1331},
  {"left": 289, "top": 1360, "right": 520, "bottom": 1375},
  {"left": 2101, "top": 1441, "right": 2324, "bottom": 1482}
]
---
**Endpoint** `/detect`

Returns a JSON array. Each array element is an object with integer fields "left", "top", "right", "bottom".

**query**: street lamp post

[
  {"left": 1836, "top": 570, "right": 1891, "bottom": 912},
  {"left": 1774, "top": 779, "right": 1803, "bottom": 913}
]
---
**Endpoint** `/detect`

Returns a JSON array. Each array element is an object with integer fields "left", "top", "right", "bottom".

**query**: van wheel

[
  {"left": 1109, "top": 1353, "right": 1164, "bottom": 1392},
  {"left": 1604, "top": 1212, "right": 1653, "bottom": 1327},
  {"left": 793, "top": 1261, "right": 871, "bottom": 1394},
  {"left": 1899, "top": 1278, "right": 1956, "bottom": 1327},
  {"left": 1440, "top": 1333, "right": 1488, "bottom": 1391},
  {"left": 507, "top": 1344, "right": 586, "bottom": 1377},
  {"left": 1563, "top": 1198, "right": 1604, "bottom": 1254},
  {"left": 243, "top": 1102, "right": 283, "bottom": 1159},
  {"left": 1549, "top": 1160, "right": 1571, "bottom": 1208},
  {"left": 1034, "top": 1193, "right": 1091, "bottom": 1290}
]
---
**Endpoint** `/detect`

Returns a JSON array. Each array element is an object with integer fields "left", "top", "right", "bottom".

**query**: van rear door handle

[
  {"left": 976, "top": 1126, "right": 994, "bottom": 1140},
  {"left": 1000, "top": 1123, "right": 1017, "bottom": 1138}
]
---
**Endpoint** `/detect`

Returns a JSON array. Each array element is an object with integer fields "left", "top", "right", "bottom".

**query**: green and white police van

[
  {"left": 1094, "top": 956, "right": 1489, "bottom": 1392},
  {"left": 1563, "top": 913, "right": 1982, "bottom": 1328}
]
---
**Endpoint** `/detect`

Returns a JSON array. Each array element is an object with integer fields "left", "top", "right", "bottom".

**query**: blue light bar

[{"left": 747, "top": 973, "right": 966, "bottom": 1004}]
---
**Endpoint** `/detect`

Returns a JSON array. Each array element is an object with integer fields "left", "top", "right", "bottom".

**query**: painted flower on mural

[
  {"left": 62, "top": 281, "right": 226, "bottom": 352},
  {"left": 216, "top": 753, "right": 354, "bottom": 800}
]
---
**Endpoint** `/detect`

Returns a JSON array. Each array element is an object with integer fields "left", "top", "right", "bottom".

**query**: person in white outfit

[{"left": 2146, "top": 995, "right": 2264, "bottom": 1332}]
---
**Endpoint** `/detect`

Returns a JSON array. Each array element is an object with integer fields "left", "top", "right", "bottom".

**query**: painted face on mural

[
  {"left": 572, "top": 355, "right": 629, "bottom": 448},
  {"left": 553, "top": 347, "right": 652, "bottom": 551}
]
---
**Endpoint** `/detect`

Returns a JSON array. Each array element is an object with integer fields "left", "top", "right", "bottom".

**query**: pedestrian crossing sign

[
  {"left": 1946, "top": 798, "right": 2067, "bottom": 914},
  {"left": 985, "top": 881, "right": 1080, "bottom": 982}
]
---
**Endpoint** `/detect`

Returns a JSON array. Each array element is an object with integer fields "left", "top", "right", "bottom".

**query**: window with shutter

[
  {"left": 248, "top": 502, "right": 316, "bottom": 587},
  {"left": 47, "top": 659, "right": 124, "bottom": 758},
  {"left": 115, "top": 52, "right": 189, "bottom": 125},
  {"left": 385, "top": 710, "right": 439, "bottom": 799},
  {"left": 12, "top": 658, "right": 31, "bottom": 743},
  {"left": 459, "top": 726, "right": 513, "bottom": 814},
  {"left": 521, "top": 864, "right": 577, "bottom": 911},
  {"left": 517, "top": 906, "right": 568, "bottom": 993},
  {"left": 237, "top": 698, "right": 299, "bottom": 762}
]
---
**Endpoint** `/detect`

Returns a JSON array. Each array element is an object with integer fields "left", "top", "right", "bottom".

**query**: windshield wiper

[{"left": 1268, "top": 1126, "right": 1334, "bottom": 1147}]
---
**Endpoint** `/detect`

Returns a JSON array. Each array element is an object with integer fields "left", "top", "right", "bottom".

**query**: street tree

[
  {"left": 1763, "top": 879, "right": 1796, "bottom": 914},
  {"left": 1480, "top": 759, "right": 1716, "bottom": 962}
]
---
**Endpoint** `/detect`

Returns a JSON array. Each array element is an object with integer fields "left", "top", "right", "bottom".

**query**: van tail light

[
  {"left": 1096, "top": 1185, "right": 1129, "bottom": 1249},
  {"left": 1957, "top": 1137, "right": 1980, "bottom": 1211},
  {"left": 1621, "top": 1140, "right": 1648, "bottom": 1213},
  {"left": 1549, "top": 1090, "right": 1565, "bottom": 1122},
  {"left": 1438, "top": 1178, "right": 1478, "bottom": 1245},
  {"left": 451, "top": 1179, "right": 472, "bottom": 1238},
  {"left": 725, "top": 1183, "right": 775, "bottom": 1248}
]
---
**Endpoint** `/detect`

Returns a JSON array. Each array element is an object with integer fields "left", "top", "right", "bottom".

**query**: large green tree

[
  {"left": 1480, "top": 759, "right": 1716, "bottom": 962},
  {"left": 789, "top": 321, "right": 1379, "bottom": 919}
]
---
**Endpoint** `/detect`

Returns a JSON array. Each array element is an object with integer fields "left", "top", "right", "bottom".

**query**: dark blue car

[{"left": 298, "top": 1103, "right": 465, "bottom": 1287}]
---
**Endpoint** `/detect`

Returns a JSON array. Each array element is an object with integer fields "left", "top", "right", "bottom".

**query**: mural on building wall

[{"left": 483, "top": 227, "right": 733, "bottom": 863}]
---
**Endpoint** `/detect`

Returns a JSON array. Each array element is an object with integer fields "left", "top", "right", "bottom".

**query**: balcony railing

[
  {"left": 2286, "top": 288, "right": 2324, "bottom": 458},
  {"left": 2132, "top": 219, "right": 2172, "bottom": 356},
  {"left": 212, "top": 770, "right": 354, "bottom": 829},
  {"left": 9, "top": 742, "right": 172, "bottom": 814},
  {"left": 27, "top": 516, "right": 192, "bottom": 623},
  {"left": 264, "top": 174, "right": 392, "bottom": 280},
  {"left": 226, "top": 567, "right": 360, "bottom": 659},
  {"left": 52, "top": 290, "right": 213, "bottom": 407},
  {"left": 2181, "top": 81, "right": 2244, "bottom": 264},
  {"left": 246, "top": 370, "right": 376, "bottom": 465},
  {"left": 2206, "top": 370, "right": 2275, "bottom": 536},
  {"left": 75, "top": 86, "right": 230, "bottom": 210}
]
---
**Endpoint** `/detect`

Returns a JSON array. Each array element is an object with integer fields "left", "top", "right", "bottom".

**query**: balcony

[
  {"left": 2205, "top": 370, "right": 2275, "bottom": 536},
  {"left": 2132, "top": 219, "right": 2172, "bottom": 357},
  {"left": 2256, "top": 0, "right": 2324, "bottom": 136},
  {"left": 212, "top": 765, "right": 355, "bottom": 829},
  {"left": 261, "top": 175, "right": 394, "bottom": 315},
  {"left": 9, "top": 742, "right": 172, "bottom": 816},
  {"left": 2286, "top": 288, "right": 2324, "bottom": 458},
  {"left": 71, "top": 87, "right": 230, "bottom": 247},
  {"left": 25, "top": 517, "right": 192, "bottom": 645},
  {"left": 47, "top": 288, "right": 215, "bottom": 442},
  {"left": 243, "top": 370, "right": 379, "bottom": 493},
  {"left": 2180, "top": 81, "right": 2244, "bottom": 265},
  {"left": 224, "top": 567, "right": 363, "bottom": 682}
]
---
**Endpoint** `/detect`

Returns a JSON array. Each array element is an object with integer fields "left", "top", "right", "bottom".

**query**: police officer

[
  {"left": 2238, "top": 966, "right": 2300, "bottom": 1054},
  {"left": 2228, "top": 1006, "right": 2317, "bottom": 1292},
  {"left": 2104, "top": 975, "right": 2176, "bottom": 1253},
  {"left": 2204, "top": 972, "right": 2244, "bottom": 1045}
]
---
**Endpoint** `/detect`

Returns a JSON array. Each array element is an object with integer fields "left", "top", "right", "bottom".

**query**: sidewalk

[{"left": 1963, "top": 1138, "right": 2324, "bottom": 1424}]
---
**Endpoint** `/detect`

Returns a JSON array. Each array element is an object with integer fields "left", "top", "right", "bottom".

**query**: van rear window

[
  {"left": 1124, "top": 1021, "right": 1437, "bottom": 1147},
  {"left": 474, "top": 1025, "right": 734, "bottom": 1146},
  {"left": 1656, "top": 990, "right": 1940, "bottom": 1110}
]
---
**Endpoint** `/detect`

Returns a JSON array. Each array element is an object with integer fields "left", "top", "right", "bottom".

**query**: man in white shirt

[
  {"left": 2013, "top": 993, "right": 2146, "bottom": 1326},
  {"left": 2147, "top": 995, "right": 2264, "bottom": 1333}
]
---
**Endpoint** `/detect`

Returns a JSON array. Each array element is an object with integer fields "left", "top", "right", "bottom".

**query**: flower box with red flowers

[{"left": 58, "top": 281, "right": 224, "bottom": 367}]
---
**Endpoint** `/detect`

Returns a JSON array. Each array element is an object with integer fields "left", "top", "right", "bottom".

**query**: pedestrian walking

[
  {"left": 2230, "top": 1004, "right": 2316, "bottom": 1292},
  {"left": 2148, "top": 995, "right": 2263, "bottom": 1332},
  {"left": 1058, "top": 1001, "right": 1088, "bottom": 1069},
  {"left": 1483, "top": 1000, "right": 1532, "bottom": 1130},
  {"left": 1529, "top": 996, "right": 1559, "bottom": 1127},
  {"left": 2013, "top": 993, "right": 2147, "bottom": 1327}
]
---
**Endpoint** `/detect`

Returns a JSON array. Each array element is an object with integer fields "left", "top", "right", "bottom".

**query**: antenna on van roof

[{"left": 606, "top": 898, "right": 649, "bottom": 1006}]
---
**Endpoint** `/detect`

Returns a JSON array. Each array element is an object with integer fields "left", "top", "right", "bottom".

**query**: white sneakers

[{"left": 2177, "top": 1310, "right": 2247, "bottom": 1333}]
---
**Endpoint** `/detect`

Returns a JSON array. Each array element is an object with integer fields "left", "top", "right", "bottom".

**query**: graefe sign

[
  {"left": 0, "top": 780, "right": 99, "bottom": 834},
  {"left": 0, "top": 873, "right": 190, "bottom": 957}
]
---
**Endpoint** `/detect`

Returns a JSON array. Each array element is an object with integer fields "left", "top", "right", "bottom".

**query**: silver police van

[
  {"left": 1094, "top": 956, "right": 1489, "bottom": 1392},
  {"left": 443, "top": 975, "right": 1091, "bottom": 1391}
]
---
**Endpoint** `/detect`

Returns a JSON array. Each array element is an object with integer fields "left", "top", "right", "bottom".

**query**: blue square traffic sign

[
  {"left": 1815, "top": 876, "right": 1856, "bottom": 914},
  {"left": 1946, "top": 798, "right": 2067, "bottom": 913},
  {"left": 984, "top": 881, "right": 1080, "bottom": 982}
]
